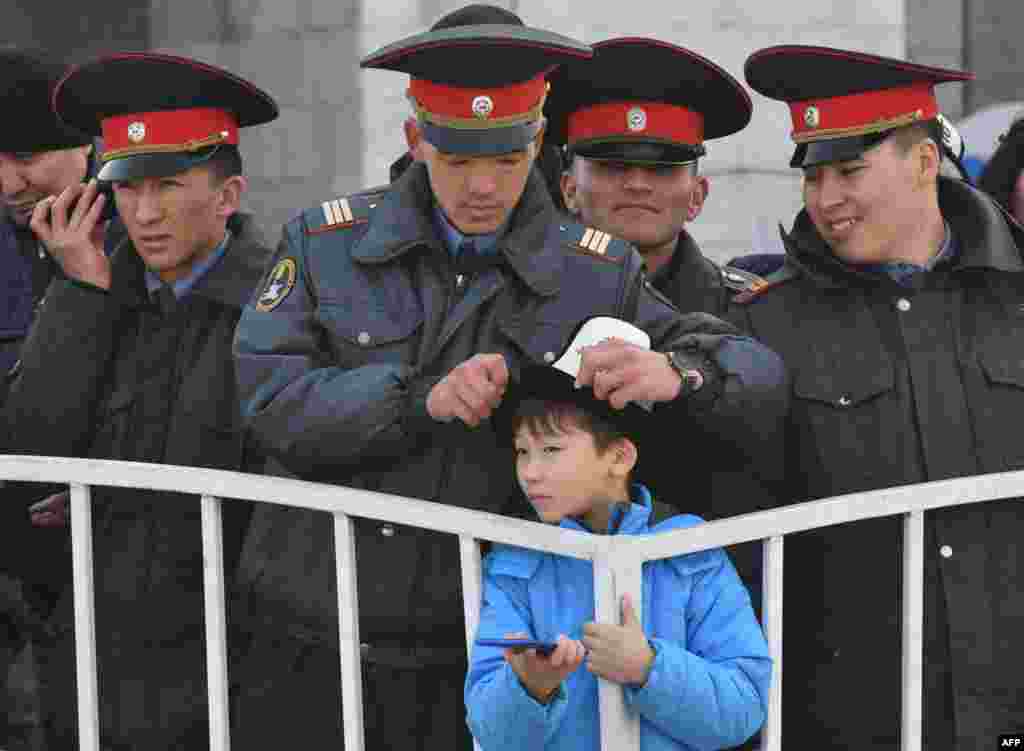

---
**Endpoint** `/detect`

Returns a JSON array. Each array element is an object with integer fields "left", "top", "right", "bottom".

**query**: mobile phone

[
  {"left": 475, "top": 637, "right": 558, "bottom": 655},
  {"left": 67, "top": 181, "right": 116, "bottom": 224}
]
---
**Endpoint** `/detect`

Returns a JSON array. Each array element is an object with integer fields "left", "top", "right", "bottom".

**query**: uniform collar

[
  {"left": 432, "top": 203, "right": 506, "bottom": 256},
  {"left": 146, "top": 229, "right": 231, "bottom": 300},
  {"left": 646, "top": 229, "right": 711, "bottom": 286},
  {"left": 351, "top": 161, "right": 561, "bottom": 297},
  {"left": 111, "top": 212, "right": 270, "bottom": 309}
]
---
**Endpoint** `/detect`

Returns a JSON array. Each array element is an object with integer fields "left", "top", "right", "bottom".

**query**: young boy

[{"left": 466, "top": 317, "right": 771, "bottom": 751}]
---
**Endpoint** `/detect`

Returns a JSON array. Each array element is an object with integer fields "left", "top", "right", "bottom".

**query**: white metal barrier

[{"left": 3, "top": 454, "right": 1022, "bottom": 751}]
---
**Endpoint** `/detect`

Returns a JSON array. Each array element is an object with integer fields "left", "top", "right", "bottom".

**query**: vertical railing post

[
  {"left": 593, "top": 548, "right": 642, "bottom": 751},
  {"left": 69, "top": 482, "right": 100, "bottom": 751},
  {"left": 334, "top": 512, "right": 365, "bottom": 751},
  {"left": 459, "top": 536, "right": 484, "bottom": 751},
  {"left": 761, "top": 535, "right": 784, "bottom": 751},
  {"left": 901, "top": 511, "right": 924, "bottom": 751},
  {"left": 201, "top": 495, "right": 231, "bottom": 751}
]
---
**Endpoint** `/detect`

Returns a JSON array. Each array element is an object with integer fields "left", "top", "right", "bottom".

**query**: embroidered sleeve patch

[{"left": 255, "top": 257, "right": 297, "bottom": 312}]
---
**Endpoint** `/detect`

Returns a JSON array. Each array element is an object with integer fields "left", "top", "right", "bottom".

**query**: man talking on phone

[{"left": 3, "top": 52, "right": 277, "bottom": 750}]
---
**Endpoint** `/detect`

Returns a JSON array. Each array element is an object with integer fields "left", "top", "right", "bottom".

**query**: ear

[
  {"left": 534, "top": 118, "right": 547, "bottom": 154},
  {"left": 216, "top": 175, "right": 247, "bottom": 220},
  {"left": 404, "top": 117, "right": 424, "bottom": 160},
  {"left": 686, "top": 175, "right": 709, "bottom": 222},
  {"left": 561, "top": 168, "right": 579, "bottom": 214},
  {"left": 609, "top": 437, "right": 638, "bottom": 478},
  {"left": 917, "top": 139, "right": 941, "bottom": 186}
]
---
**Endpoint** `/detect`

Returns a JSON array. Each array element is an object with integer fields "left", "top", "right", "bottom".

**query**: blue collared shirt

[
  {"left": 861, "top": 221, "right": 957, "bottom": 286},
  {"left": 433, "top": 205, "right": 505, "bottom": 256},
  {"left": 145, "top": 230, "right": 231, "bottom": 300}
]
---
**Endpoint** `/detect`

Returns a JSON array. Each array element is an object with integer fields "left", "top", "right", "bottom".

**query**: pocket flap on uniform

[
  {"left": 793, "top": 360, "right": 895, "bottom": 408},
  {"left": 497, "top": 316, "right": 571, "bottom": 367},
  {"left": 980, "top": 350, "right": 1024, "bottom": 389},
  {"left": 320, "top": 303, "right": 423, "bottom": 346},
  {"left": 103, "top": 386, "right": 137, "bottom": 414}
]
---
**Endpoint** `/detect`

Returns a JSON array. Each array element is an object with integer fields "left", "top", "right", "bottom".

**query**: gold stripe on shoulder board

[
  {"left": 321, "top": 201, "right": 339, "bottom": 225},
  {"left": 578, "top": 228, "right": 610, "bottom": 254}
]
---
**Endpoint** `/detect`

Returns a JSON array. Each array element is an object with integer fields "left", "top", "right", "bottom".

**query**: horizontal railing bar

[
  {"left": 8, "top": 457, "right": 1024, "bottom": 569},
  {"left": 0, "top": 456, "right": 604, "bottom": 560},
  {"left": 618, "top": 470, "right": 1024, "bottom": 564}
]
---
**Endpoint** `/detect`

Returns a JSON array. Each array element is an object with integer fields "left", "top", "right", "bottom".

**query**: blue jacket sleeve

[
  {"left": 623, "top": 551, "right": 771, "bottom": 750},
  {"left": 465, "top": 555, "right": 569, "bottom": 751},
  {"left": 232, "top": 220, "right": 440, "bottom": 478}
]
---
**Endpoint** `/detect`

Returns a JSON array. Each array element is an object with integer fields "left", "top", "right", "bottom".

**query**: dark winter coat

[
  {"left": 3, "top": 212, "right": 271, "bottom": 750},
  {"left": 230, "top": 163, "right": 787, "bottom": 749},
  {"left": 728, "top": 177, "right": 1024, "bottom": 751}
]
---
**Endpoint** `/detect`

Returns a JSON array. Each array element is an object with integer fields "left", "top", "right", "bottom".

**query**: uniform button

[
  {"left": 543, "top": 351, "right": 556, "bottom": 364},
  {"left": 357, "top": 331, "right": 371, "bottom": 346},
  {"left": 940, "top": 545, "right": 953, "bottom": 558},
  {"left": 380, "top": 525, "right": 395, "bottom": 537},
  {"left": 38, "top": 248, "right": 46, "bottom": 259},
  {"left": 896, "top": 298, "right": 911, "bottom": 312},
  {"left": 455, "top": 274, "right": 465, "bottom": 288},
  {"left": 837, "top": 396, "right": 851, "bottom": 407}
]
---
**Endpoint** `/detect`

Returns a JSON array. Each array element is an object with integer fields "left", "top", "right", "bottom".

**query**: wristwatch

[{"left": 665, "top": 351, "right": 705, "bottom": 394}]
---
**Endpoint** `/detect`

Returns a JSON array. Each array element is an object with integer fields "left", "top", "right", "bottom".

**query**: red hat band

[
  {"left": 790, "top": 82, "right": 938, "bottom": 144},
  {"left": 407, "top": 74, "right": 548, "bottom": 129},
  {"left": 567, "top": 101, "right": 704, "bottom": 147},
  {"left": 101, "top": 107, "right": 239, "bottom": 162}
]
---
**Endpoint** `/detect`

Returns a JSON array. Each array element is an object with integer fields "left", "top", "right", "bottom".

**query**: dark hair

[
  {"left": 203, "top": 145, "right": 243, "bottom": 184},
  {"left": 978, "top": 117, "right": 1024, "bottom": 216},
  {"left": 511, "top": 398, "right": 632, "bottom": 455}
]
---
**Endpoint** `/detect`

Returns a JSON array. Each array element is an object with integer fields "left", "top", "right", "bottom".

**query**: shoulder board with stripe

[
  {"left": 306, "top": 185, "right": 386, "bottom": 235},
  {"left": 720, "top": 264, "right": 769, "bottom": 295},
  {"left": 732, "top": 264, "right": 800, "bottom": 304},
  {"left": 563, "top": 224, "right": 626, "bottom": 264}
]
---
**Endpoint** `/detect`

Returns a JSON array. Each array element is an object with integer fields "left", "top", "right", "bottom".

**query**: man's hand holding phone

[
  {"left": 501, "top": 631, "right": 585, "bottom": 704},
  {"left": 30, "top": 179, "right": 112, "bottom": 290}
]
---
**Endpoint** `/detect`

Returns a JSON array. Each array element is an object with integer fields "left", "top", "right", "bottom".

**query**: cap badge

[
  {"left": 804, "top": 106, "right": 820, "bottom": 129},
  {"left": 472, "top": 95, "right": 495, "bottom": 119},
  {"left": 627, "top": 107, "right": 647, "bottom": 132},
  {"left": 127, "top": 121, "right": 147, "bottom": 143}
]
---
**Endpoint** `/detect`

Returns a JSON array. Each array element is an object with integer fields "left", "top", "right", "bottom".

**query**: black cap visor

[
  {"left": 420, "top": 119, "right": 543, "bottom": 156},
  {"left": 571, "top": 138, "right": 705, "bottom": 165},
  {"left": 790, "top": 131, "right": 890, "bottom": 169},
  {"left": 97, "top": 145, "right": 222, "bottom": 182}
]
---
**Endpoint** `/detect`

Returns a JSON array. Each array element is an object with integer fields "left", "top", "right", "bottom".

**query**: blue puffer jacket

[{"left": 466, "top": 485, "right": 771, "bottom": 751}]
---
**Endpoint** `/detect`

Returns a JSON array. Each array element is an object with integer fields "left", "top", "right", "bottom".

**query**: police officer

[
  {"left": 231, "top": 5, "right": 787, "bottom": 749},
  {"left": 5, "top": 53, "right": 278, "bottom": 750},
  {"left": 731, "top": 46, "right": 1024, "bottom": 750},
  {"left": 545, "top": 37, "right": 763, "bottom": 317},
  {"left": 544, "top": 38, "right": 778, "bottom": 583}
]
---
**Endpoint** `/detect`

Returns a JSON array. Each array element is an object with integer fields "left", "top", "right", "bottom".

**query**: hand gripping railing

[{"left": 2, "top": 455, "right": 1023, "bottom": 751}]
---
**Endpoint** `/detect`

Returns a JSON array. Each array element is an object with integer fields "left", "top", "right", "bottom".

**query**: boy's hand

[
  {"left": 582, "top": 594, "right": 654, "bottom": 686},
  {"left": 504, "top": 632, "right": 585, "bottom": 704}
]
